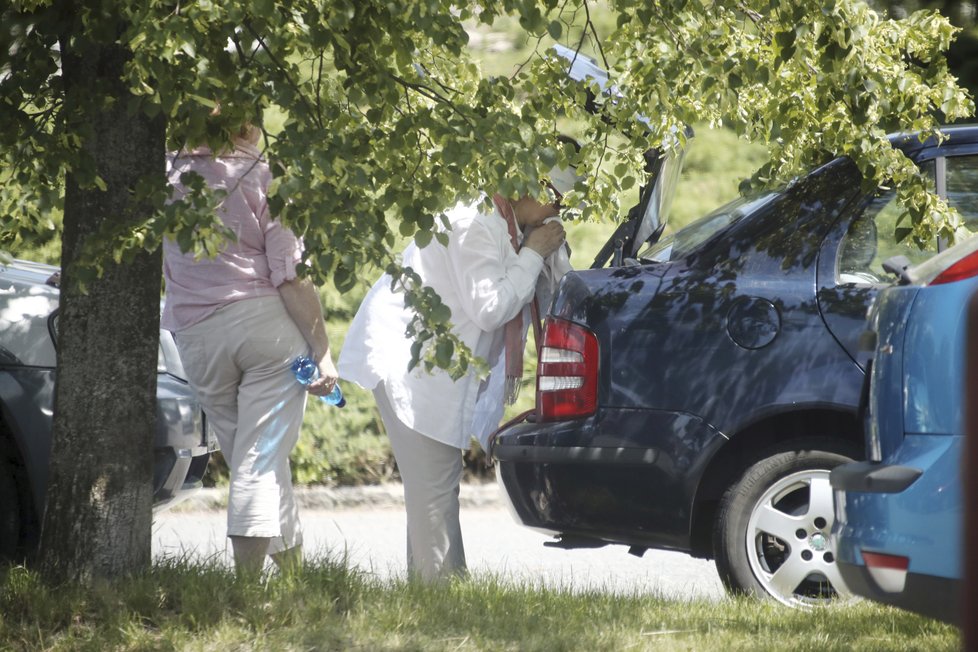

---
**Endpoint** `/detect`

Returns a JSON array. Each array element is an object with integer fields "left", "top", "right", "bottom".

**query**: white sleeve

[{"left": 449, "top": 216, "right": 545, "bottom": 333}]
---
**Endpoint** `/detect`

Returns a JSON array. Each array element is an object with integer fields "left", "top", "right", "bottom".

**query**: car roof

[
  {"left": 0, "top": 259, "right": 61, "bottom": 288},
  {"left": 889, "top": 124, "right": 978, "bottom": 155}
]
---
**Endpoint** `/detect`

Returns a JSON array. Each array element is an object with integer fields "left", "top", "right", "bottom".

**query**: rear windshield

[{"left": 642, "top": 191, "right": 779, "bottom": 262}]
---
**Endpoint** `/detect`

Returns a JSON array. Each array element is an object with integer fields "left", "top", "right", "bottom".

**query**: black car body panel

[{"left": 495, "top": 408, "right": 725, "bottom": 551}]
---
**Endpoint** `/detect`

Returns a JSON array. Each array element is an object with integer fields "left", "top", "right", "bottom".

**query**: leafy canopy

[{"left": 1, "top": 0, "right": 973, "bottom": 375}]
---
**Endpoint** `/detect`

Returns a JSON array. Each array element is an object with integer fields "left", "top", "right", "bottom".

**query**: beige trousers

[
  {"left": 374, "top": 384, "right": 467, "bottom": 581},
  {"left": 175, "top": 295, "right": 307, "bottom": 555}
]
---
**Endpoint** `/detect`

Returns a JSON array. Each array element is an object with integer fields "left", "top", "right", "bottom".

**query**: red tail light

[
  {"left": 536, "top": 317, "right": 599, "bottom": 421},
  {"left": 861, "top": 550, "right": 910, "bottom": 593},
  {"left": 862, "top": 551, "right": 910, "bottom": 571},
  {"left": 930, "top": 250, "right": 978, "bottom": 285}
]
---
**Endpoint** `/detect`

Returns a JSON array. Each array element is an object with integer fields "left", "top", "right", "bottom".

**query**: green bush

[
  {"left": 203, "top": 281, "right": 401, "bottom": 487},
  {"left": 200, "top": 282, "right": 497, "bottom": 487},
  {"left": 292, "top": 284, "right": 397, "bottom": 486}
]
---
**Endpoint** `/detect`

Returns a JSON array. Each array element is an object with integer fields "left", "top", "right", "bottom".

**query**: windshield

[{"left": 642, "top": 191, "right": 779, "bottom": 262}]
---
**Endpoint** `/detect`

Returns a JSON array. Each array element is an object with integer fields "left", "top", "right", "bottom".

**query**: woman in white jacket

[{"left": 339, "top": 166, "right": 579, "bottom": 581}]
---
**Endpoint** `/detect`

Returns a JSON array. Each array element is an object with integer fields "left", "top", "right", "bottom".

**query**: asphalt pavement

[{"left": 154, "top": 481, "right": 726, "bottom": 601}]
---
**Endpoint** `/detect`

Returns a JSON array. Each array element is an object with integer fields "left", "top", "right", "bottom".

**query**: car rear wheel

[
  {"left": 713, "top": 440, "right": 859, "bottom": 607},
  {"left": 0, "top": 445, "right": 21, "bottom": 562}
]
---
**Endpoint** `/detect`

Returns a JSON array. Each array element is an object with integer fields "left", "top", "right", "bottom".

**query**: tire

[
  {"left": 0, "top": 447, "right": 21, "bottom": 563},
  {"left": 713, "top": 438, "right": 860, "bottom": 608}
]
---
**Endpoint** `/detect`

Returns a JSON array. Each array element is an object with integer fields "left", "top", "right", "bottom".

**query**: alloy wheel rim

[{"left": 744, "top": 468, "right": 852, "bottom": 607}]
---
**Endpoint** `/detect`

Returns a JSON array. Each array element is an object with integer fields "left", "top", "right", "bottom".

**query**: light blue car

[{"left": 830, "top": 235, "right": 978, "bottom": 624}]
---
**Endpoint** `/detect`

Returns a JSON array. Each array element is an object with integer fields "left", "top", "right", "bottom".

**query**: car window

[
  {"left": 947, "top": 154, "right": 978, "bottom": 231},
  {"left": 644, "top": 191, "right": 779, "bottom": 262},
  {"left": 837, "top": 161, "right": 937, "bottom": 285}
]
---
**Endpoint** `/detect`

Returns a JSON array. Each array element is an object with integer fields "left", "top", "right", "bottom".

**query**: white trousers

[
  {"left": 374, "top": 384, "right": 467, "bottom": 581},
  {"left": 175, "top": 295, "right": 307, "bottom": 555}
]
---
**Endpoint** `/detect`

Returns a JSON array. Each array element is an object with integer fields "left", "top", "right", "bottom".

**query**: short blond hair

[{"left": 234, "top": 122, "right": 261, "bottom": 147}]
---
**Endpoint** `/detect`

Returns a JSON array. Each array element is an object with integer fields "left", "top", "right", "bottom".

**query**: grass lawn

[{"left": 0, "top": 557, "right": 958, "bottom": 651}]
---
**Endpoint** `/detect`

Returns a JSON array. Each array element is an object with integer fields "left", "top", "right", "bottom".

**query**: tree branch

[
  {"left": 243, "top": 20, "right": 323, "bottom": 130},
  {"left": 584, "top": 1, "right": 611, "bottom": 70},
  {"left": 315, "top": 50, "right": 324, "bottom": 127},
  {"left": 388, "top": 73, "right": 476, "bottom": 129},
  {"left": 736, "top": 2, "right": 764, "bottom": 25}
]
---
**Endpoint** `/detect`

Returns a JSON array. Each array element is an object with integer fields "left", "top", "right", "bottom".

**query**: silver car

[{"left": 0, "top": 259, "right": 216, "bottom": 562}]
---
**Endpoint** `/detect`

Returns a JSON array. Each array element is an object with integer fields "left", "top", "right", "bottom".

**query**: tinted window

[
  {"left": 947, "top": 155, "right": 978, "bottom": 231},
  {"left": 644, "top": 191, "right": 779, "bottom": 262},
  {"left": 838, "top": 161, "right": 937, "bottom": 285}
]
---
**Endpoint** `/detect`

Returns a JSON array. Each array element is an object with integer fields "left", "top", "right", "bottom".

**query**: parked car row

[
  {"left": 489, "top": 42, "right": 974, "bottom": 617},
  {"left": 0, "top": 259, "right": 215, "bottom": 563}
]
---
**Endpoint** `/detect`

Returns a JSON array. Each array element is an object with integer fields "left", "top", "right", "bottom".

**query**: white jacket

[{"left": 338, "top": 199, "right": 560, "bottom": 450}]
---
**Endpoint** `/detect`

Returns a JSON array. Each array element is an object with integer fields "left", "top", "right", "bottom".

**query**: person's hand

[
  {"left": 524, "top": 221, "right": 566, "bottom": 258},
  {"left": 306, "top": 356, "right": 339, "bottom": 397}
]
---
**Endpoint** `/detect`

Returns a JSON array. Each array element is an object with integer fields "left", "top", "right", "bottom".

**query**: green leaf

[
  {"left": 409, "top": 341, "right": 423, "bottom": 371},
  {"left": 431, "top": 303, "right": 452, "bottom": 324},
  {"left": 415, "top": 229, "right": 432, "bottom": 248},
  {"left": 435, "top": 337, "right": 454, "bottom": 368},
  {"left": 775, "top": 30, "right": 796, "bottom": 61}
]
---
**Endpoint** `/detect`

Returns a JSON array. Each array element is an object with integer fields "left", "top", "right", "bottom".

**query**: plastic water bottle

[{"left": 291, "top": 356, "right": 346, "bottom": 407}]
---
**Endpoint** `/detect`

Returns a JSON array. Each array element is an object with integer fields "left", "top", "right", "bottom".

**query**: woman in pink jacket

[{"left": 162, "top": 124, "right": 338, "bottom": 574}]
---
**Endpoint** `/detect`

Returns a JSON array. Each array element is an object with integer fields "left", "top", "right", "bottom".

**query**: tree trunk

[{"left": 38, "top": 17, "right": 164, "bottom": 583}]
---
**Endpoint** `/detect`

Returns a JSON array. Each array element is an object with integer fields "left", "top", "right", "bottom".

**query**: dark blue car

[
  {"left": 830, "top": 236, "right": 978, "bottom": 624},
  {"left": 492, "top": 125, "right": 978, "bottom": 607}
]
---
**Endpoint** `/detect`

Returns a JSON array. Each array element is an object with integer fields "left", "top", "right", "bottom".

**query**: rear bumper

[
  {"left": 152, "top": 446, "right": 211, "bottom": 513},
  {"left": 837, "top": 560, "right": 960, "bottom": 625},
  {"left": 152, "top": 375, "right": 217, "bottom": 512},
  {"left": 831, "top": 434, "right": 962, "bottom": 622},
  {"left": 492, "top": 408, "right": 725, "bottom": 552}
]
